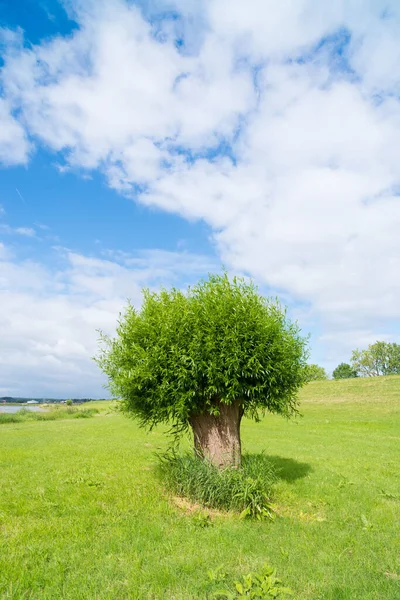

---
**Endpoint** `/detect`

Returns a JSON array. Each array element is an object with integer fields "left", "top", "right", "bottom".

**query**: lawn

[{"left": 1, "top": 377, "right": 399, "bottom": 599}]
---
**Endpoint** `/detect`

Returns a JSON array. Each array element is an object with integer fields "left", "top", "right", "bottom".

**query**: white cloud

[
  {"left": 34, "top": 222, "right": 50, "bottom": 230},
  {"left": 1, "top": 0, "right": 400, "bottom": 373},
  {"left": 0, "top": 98, "right": 30, "bottom": 165},
  {"left": 0, "top": 242, "right": 10, "bottom": 260},
  {"left": 15, "top": 227, "right": 36, "bottom": 237},
  {"left": 0, "top": 244, "right": 217, "bottom": 397},
  {"left": 0, "top": 224, "right": 36, "bottom": 237}
]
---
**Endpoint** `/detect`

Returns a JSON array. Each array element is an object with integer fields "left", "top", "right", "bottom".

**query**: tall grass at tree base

[{"left": 158, "top": 452, "right": 277, "bottom": 519}]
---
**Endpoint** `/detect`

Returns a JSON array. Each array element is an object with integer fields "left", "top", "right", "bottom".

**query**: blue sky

[
  {"left": 1, "top": 0, "right": 400, "bottom": 397},
  {"left": 0, "top": 149, "right": 215, "bottom": 258}
]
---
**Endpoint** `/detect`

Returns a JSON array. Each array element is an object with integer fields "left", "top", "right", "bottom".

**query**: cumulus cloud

[
  {"left": 0, "top": 244, "right": 217, "bottom": 397},
  {"left": 1, "top": 0, "right": 400, "bottom": 378},
  {"left": 0, "top": 98, "right": 30, "bottom": 165},
  {"left": 0, "top": 242, "right": 10, "bottom": 260}
]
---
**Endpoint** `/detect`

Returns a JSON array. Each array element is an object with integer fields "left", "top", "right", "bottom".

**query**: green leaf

[
  {"left": 239, "top": 506, "right": 251, "bottom": 520},
  {"left": 235, "top": 582, "right": 244, "bottom": 594},
  {"left": 361, "top": 514, "right": 373, "bottom": 530}
]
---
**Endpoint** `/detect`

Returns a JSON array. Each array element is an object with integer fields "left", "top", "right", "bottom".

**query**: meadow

[{"left": 0, "top": 377, "right": 399, "bottom": 599}]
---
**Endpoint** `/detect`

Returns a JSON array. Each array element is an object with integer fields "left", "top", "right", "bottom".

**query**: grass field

[{"left": 1, "top": 377, "right": 399, "bottom": 599}]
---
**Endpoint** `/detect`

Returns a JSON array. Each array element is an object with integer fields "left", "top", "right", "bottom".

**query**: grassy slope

[{"left": 1, "top": 378, "right": 399, "bottom": 599}]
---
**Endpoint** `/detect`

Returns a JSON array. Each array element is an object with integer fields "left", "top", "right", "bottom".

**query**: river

[{"left": 0, "top": 405, "right": 47, "bottom": 414}]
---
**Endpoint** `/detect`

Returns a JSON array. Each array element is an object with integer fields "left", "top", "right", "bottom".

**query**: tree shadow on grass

[
  {"left": 269, "top": 455, "right": 312, "bottom": 482},
  {"left": 243, "top": 453, "right": 312, "bottom": 483}
]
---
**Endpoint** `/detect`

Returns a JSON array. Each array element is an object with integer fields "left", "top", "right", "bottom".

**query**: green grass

[
  {"left": 1, "top": 379, "right": 400, "bottom": 599},
  {"left": 158, "top": 452, "right": 277, "bottom": 517}
]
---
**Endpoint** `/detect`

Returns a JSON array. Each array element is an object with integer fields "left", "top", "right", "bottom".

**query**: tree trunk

[{"left": 189, "top": 400, "right": 244, "bottom": 468}]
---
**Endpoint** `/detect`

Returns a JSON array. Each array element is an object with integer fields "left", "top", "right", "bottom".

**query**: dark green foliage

[
  {"left": 97, "top": 273, "right": 308, "bottom": 436},
  {"left": 72, "top": 409, "right": 97, "bottom": 418},
  {"left": 332, "top": 363, "right": 358, "bottom": 380},
  {"left": 304, "top": 363, "right": 328, "bottom": 381},
  {"left": 0, "top": 413, "right": 20, "bottom": 424},
  {"left": 351, "top": 341, "right": 400, "bottom": 377},
  {"left": 157, "top": 452, "right": 276, "bottom": 518}
]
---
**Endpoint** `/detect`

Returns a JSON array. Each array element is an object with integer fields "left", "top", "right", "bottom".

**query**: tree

[
  {"left": 66, "top": 399, "right": 73, "bottom": 406},
  {"left": 97, "top": 274, "right": 308, "bottom": 468},
  {"left": 351, "top": 341, "right": 400, "bottom": 377},
  {"left": 305, "top": 364, "right": 328, "bottom": 381},
  {"left": 332, "top": 362, "right": 358, "bottom": 380}
]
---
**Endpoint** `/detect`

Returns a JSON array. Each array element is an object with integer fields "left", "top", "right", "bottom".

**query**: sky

[{"left": 0, "top": 0, "right": 400, "bottom": 398}]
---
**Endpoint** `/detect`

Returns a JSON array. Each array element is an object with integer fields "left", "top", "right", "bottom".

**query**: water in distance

[{"left": 0, "top": 406, "right": 47, "bottom": 414}]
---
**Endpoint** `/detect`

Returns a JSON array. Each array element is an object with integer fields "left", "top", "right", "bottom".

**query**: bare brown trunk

[{"left": 189, "top": 400, "right": 244, "bottom": 468}]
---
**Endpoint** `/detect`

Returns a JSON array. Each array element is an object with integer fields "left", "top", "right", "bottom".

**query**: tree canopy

[
  {"left": 97, "top": 273, "right": 308, "bottom": 466},
  {"left": 305, "top": 363, "right": 328, "bottom": 381},
  {"left": 332, "top": 363, "right": 358, "bottom": 380},
  {"left": 351, "top": 341, "right": 400, "bottom": 377}
]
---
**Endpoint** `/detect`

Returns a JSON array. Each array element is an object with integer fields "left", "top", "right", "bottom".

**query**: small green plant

[
  {"left": 158, "top": 452, "right": 276, "bottom": 517},
  {"left": 381, "top": 489, "right": 399, "bottom": 501},
  {"left": 279, "top": 547, "right": 289, "bottom": 560},
  {"left": 207, "top": 566, "right": 228, "bottom": 583},
  {"left": 338, "top": 476, "right": 354, "bottom": 488},
  {"left": 360, "top": 514, "right": 374, "bottom": 531},
  {"left": 213, "top": 565, "right": 293, "bottom": 598},
  {"left": 66, "top": 399, "right": 73, "bottom": 406},
  {"left": 192, "top": 510, "right": 213, "bottom": 528},
  {"left": 236, "top": 476, "right": 275, "bottom": 520}
]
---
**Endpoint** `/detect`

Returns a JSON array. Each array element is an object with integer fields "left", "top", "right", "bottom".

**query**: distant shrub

[
  {"left": 333, "top": 363, "right": 358, "bottom": 380},
  {"left": 66, "top": 399, "right": 73, "bottom": 406},
  {"left": 73, "top": 409, "right": 98, "bottom": 419},
  {"left": 305, "top": 364, "right": 328, "bottom": 381},
  {"left": 45, "top": 407, "right": 98, "bottom": 419},
  {"left": 0, "top": 413, "right": 22, "bottom": 424},
  {"left": 158, "top": 452, "right": 276, "bottom": 519},
  {"left": 34, "top": 413, "right": 58, "bottom": 421}
]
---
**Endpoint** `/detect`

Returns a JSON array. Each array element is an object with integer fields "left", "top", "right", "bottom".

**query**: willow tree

[{"left": 97, "top": 274, "right": 308, "bottom": 467}]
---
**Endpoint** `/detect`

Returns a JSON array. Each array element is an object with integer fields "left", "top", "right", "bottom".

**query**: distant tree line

[
  {"left": 0, "top": 397, "right": 107, "bottom": 404},
  {"left": 350, "top": 341, "right": 400, "bottom": 377},
  {"left": 306, "top": 341, "right": 400, "bottom": 381}
]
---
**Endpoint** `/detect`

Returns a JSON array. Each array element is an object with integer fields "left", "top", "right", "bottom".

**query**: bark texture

[{"left": 189, "top": 400, "right": 244, "bottom": 468}]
